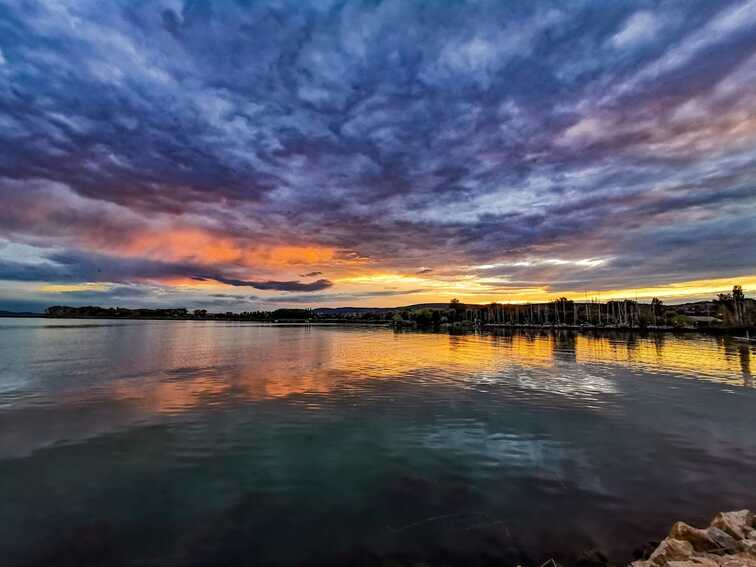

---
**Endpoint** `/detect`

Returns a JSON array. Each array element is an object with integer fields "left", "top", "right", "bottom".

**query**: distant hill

[
  {"left": 313, "top": 303, "right": 479, "bottom": 316},
  {"left": 401, "top": 303, "right": 460, "bottom": 310},
  {"left": 313, "top": 307, "right": 394, "bottom": 315},
  {"left": 0, "top": 310, "right": 42, "bottom": 317}
]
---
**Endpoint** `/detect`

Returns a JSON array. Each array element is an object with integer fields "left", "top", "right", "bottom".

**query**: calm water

[{"left": 0, "top": 319, "right": 754, "bottom": 566}]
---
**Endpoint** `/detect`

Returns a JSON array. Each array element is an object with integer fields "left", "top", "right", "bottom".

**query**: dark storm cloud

[
  {"left": 52, "top": 285, "right": 153, "bottom": 300},
  {"left": 9, "top": 250, "right": 208, "bottom": 283},
  {"left": 195, "top": 275, "right": 333, "bottom": 292},
  {"left": 1, "top": 0, "right": 756, "bottom": 301},
  {"left": 0, "top": 249, "right": 332, "bottom": 295},
  {"left": 0, "top": 252, "right": 198, "bottom": 283}
]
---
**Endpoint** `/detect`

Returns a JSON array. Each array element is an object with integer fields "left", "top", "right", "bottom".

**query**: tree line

[
  {"left": 433, "top": 285, "right": 754, "bottom": 330},
  {"left": 43, "top": 285, "right": 753, "bottom": 330}
]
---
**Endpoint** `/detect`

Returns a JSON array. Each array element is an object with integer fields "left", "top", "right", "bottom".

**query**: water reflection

[
  {"left": 0, "top": 321, "right": 755, "bottom": 566},
  {"left": 73, "top": 330, "right": 756, "bottom": 415},
  {"left": 740, "top": 344, "right": 752, "bottom": 386}
]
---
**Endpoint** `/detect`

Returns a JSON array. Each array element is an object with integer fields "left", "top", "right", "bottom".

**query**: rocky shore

[{"left": 630, "top": 509, "right": 755, "bottom": 566}]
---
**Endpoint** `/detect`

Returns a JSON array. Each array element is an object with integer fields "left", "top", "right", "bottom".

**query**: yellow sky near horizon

[{"left": 31, "top": 273, "right": 756, "bottom": 308}]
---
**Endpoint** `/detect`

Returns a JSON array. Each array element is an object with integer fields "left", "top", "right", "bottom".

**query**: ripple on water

[{"left": 0, "top": 322, "right": 755, "bottom": 566}]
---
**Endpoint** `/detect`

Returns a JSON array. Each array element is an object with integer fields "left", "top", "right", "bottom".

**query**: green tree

[
  {"left": 733, "top": 285, "right": 745, "bottom": 326},
  {"left": 715, "top": 289, "right": 741, "bottom": 326},
  {"left": 410, "top": 308, "right": 434, "bottom": 327},
  {"left": 448, "top": 298, "right": 464, "bottom": 323},
  {"left": 650, "top": 297, "right": 663, "bottom": 326}
]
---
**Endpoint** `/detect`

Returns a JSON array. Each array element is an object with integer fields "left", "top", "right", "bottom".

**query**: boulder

[
  {"left": 717, "top": 556, "right": 756, "bottom": 567},
  {"left": 666, "top": 553, "right": 756, "bottom": 566},
  {"left": 669, "top": 523, "right": 710, "bottom": 552},
  {"left": 710, "top": 510, "right": 753, "bottom": 541},
  {"left": 669, "top": 522, "right": 738, "bottom": 553},
  {"left": 647, "top": 538, "right": 695, "bottom": 565},
  {"left": 632, "top": 510, "right": 756, "bottom": 567},
  {"left": 666, "top": 558, "right": 720, "bottom": 567},
  {"left": 739, "top": 538, "right": 756, "bottom": 558},
  {"left": 704, "top": 527, "right": 739, "bottom": 553}
]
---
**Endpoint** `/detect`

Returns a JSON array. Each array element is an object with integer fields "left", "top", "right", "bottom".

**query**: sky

[{"left": 1, "top": 0, "right": 756, "bottom": 312}]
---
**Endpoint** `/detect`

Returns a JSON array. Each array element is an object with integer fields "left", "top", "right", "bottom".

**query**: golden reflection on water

[
  {"left": 2, "top": 323, "right": 754, "bottom": 459},
  {"left": 111, "top": 374, "right": 232, "bottom": 414},
  {"left": 104, "top": 327, "right": 754, "bottom": 415},
  {"left": 573, "top": 333, "right": 753, "bottom": 383}
]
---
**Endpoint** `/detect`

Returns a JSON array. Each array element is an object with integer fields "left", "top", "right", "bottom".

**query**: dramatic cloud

[
  {"left": 0, "top": 0, "right": 755, "bottom": 310},
  {"left": 195, "top": 275, "right": 333, "bottom": 292}
]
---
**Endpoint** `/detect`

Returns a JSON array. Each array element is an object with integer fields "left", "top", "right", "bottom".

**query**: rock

[
  {"left": 718, "top": 556, "right": 756, "bottom": 567},
  {"left": 704, "top": 527, "right": 739, "bottom": 553},
  {"left": 739, "top": 538, "right": 756, "bottom": 558},
  {"left": 647, "top": 537, "right": 695, "bottom": 565},
  {"left": 669, "top": 523, "right": 711, "bottom": 552},
  {"left": 667, "top": 558, "right": 720, "bottom": 567},
  {"left": 669, "top": 522, "right": 738, "bottom": 553},
  {"left": 710, "top": 510, "right": 753, "bottom": 541},
  {"left": 634, "top": 510, "right": 756, "bottom": 567},
  {"left": 666, "top": 553, "right": 756, "bottom": 566}
]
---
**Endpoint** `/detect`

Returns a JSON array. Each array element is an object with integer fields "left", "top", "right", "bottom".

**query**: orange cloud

[
  {"left": 264, "top": 245, "right": 335, "bottom": 265},
  {"left": 125, "top": 228, "right": 243, "bottom": 264},
  {"left": 105, "top": 226, "right": 338, "bottom": 271}
]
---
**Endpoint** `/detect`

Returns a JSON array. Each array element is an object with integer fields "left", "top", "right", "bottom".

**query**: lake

[{"left": 0, "top": 319, "right": 754, "bottom": 566}]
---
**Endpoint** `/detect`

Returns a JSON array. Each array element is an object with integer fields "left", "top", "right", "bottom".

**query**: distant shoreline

[
  {"left": 3, "top": 313, "right": 754, "bottom": 338},
  {"left": 0, "top": 314, "right": 392, "bottom": 326}
]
